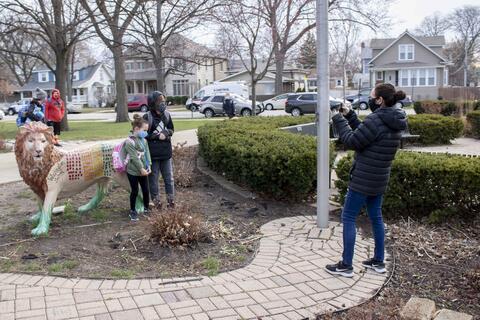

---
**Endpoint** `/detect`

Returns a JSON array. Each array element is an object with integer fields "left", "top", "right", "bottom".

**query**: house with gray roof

[
  {"left": 18, "top": 62, "right": 114, "bottom": 107},
  {"left": 363, "top": 31, "right": 450, "bottom": 100}
]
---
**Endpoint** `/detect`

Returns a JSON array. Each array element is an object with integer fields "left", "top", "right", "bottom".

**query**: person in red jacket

[{"left": 45, "top": 89, "right": 65, "bottom": 146}]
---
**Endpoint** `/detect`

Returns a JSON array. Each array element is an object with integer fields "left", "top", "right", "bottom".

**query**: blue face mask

[{"left": 137, "top": 130, "right": 148, "bottom": 139}]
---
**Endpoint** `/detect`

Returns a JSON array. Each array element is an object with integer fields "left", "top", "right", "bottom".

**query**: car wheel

[
  {"left": 265, "top": 103, "right": 273, "bottom": 111},
  {"left": 359, "top": 102, "right": 368, "bottom": 110},
  {"left": 7, "top": 109, "right": 15, "bottom": 115},
  {"left": 241, "top": 109, "right": 252, "bottom": 117},
  {"left": 204, "top": 108, "right": 214, "bottom": 118},
  {"left": 140, "top": 105, "right": 148, "bottom": 112},
  {"left": 291, "top": 108, "right": 301, "bottom": 117}
]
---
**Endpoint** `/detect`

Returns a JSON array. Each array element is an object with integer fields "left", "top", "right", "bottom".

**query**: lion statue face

[
  {"left": 15, "top": 122, "right": 55, "bottom": 164},
  {"left": 25, "top": 131, "right": 50, "bottom": 162}
]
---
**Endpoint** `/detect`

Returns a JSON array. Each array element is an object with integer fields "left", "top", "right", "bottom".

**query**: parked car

[
  {"left": 127, "top": 95, "right": 149, "bottom": 112},
  {"left": 262, "top": 93, "right": 290, "bottom": 110},
  {"left": 5, "top": 99, "right": 31, "bottom": 115},
  {"left": 0, "top": 109, "right": 4, "bottom": 120},
  {"left": 186, "top": 82, "right": 249, "bottom": 111},
  {"left": 285, "top": 93, "right": 343, "bottom": 116},
  {"left": 66, "top": 102, "right": 83, "bottom": 114},
  {"left": 347, "top": 87, "right": 412, "bottom": 110},
  {"left": 199, "top": 94, "right": 263, "bottom": 118}
]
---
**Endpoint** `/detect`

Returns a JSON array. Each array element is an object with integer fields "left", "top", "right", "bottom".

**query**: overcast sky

[{"left": 375, "top": 0, "right": 479, "bottom": 39}]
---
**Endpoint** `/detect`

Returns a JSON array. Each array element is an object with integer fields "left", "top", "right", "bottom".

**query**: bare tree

[
  {"left": 217, "top": 0, "right": 275, "bottom": 114},
  {"left": 414, "top": 12, "right": 449, "bottom": 37},
  {"left": 329, "top": 18, "right": 360, "bottom": 101},
  {"left": 448, "top": 5, "right": 480, "bottom": 86},
  {"left": 262, "top": 0, "right": 392, "bottom": 95},
  {"left": 129, "top": 0, "right": 224, "bottom": 94},
  {"left": 80, "top": 0, "right": 143, "bottom": 122},
  {"left": 0, "top": 0, "right": 92, "bottom": 129},
  {"left": 0, "top": 23, "right": 43, "bottom": 87}
]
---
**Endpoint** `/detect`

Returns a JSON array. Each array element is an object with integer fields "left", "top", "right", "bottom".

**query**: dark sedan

[
  {"left": 347, "top": 88, "right": 413, "bottom": 110},
  {"left": 285, "top": 93, "right": 343, "bottom": 116}
]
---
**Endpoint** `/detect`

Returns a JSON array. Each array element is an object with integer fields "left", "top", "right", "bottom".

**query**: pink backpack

[{"left": 112, "top": 138, "right": 133, "bottom": 173}]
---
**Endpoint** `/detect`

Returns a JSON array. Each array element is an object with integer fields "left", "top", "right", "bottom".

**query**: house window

[
  {"left": 419, "top": 69, "right": 426, "bottom": 86},
  {"left": 400, "top": 70, "right": 409, "bottom": 86},
  {"left": 79, "top": 88, "right": 85, "bottom": 96},
  {"left": 125, "top": 62, "right": 134, "bottom": 71},
  {"left": 336, "top": 79, "right": 342, "bottom": 86},
  {"left": 72, "top": 71, "right": 79, "bottom": 81},
  {"left": 173, "top": 80, "right": 188, "bottom": 96},
  {"left": 73, "top": 89, "right": 77, "bottom": 96},
  {"left": 444, "top": 68, "right": 448, "bottom": 86},
  {"left": 173, "top": 59, "right": 186, "bottom": 71},
  {"left": 308, "top": 80, "right": 317, "bottom": 87},
  {"left": 38, "top": 72, "right": 48, "bottom": 82},
  {"left": 427, "top": 69, "right": 435, "bottom": 86},
  {"left": 399, "top": 44, "right": 414, "bottom": 61},
  {"left": 377, "top": 71, "right": 383, "bottom": 80},
  {"left": 127, "top": 82, "right": 134, "bottom": 94}
]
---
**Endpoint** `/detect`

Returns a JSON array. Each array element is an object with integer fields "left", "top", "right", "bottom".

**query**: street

[{"left": 1, "top": 107, "right": 415, "bottom": 122}]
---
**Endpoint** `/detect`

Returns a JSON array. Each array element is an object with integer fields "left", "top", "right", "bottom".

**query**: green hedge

[
  {"left": 408, "top": 114, "right": 464, "bottom": 145},
  {"left": 467, "top": 111, "right": 480, "bottom": 138},
  {"left": 167, "top": 96, "right": 189, "bottom": 105},
  {"left": 413, "top": 100, "right": 458, "bottom": 116},
  {"left": 335, "top": 152, "right": 480, "bottom": 221},
  {"left": 198, "top": 116, "right": 335, "bottom": 200}
]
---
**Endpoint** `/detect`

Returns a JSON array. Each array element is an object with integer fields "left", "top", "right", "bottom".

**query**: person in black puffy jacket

[
  {"left": 326, "top": 83, "right": 407, "bottom": 278},
  {"left": 143, "top": 91, "right": 175, "bottom": 209}
]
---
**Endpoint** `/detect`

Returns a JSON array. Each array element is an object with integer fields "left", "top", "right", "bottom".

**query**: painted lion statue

[{"left": 15, "top": 122, "right": 141, "bottom": 236}]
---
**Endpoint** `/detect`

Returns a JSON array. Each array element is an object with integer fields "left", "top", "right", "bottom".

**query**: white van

[{"left": 186, "top": 81, "right": 249, "bottom": 110}]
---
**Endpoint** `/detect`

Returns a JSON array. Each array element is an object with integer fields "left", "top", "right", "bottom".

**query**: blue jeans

[
  {"left": 341, "top": 189, "right": 385, "bottom": 267},
  {"left": 148, "top": 158, "right": 175, "bottom": 202}
]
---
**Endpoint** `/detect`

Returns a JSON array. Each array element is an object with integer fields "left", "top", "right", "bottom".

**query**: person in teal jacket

[{"left": 125, "top": 114, "right": 152, "bottom": 221}]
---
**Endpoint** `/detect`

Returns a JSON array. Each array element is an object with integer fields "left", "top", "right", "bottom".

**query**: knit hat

[{"left": 33, "top": 88, "right": 47, "bottom": 101}]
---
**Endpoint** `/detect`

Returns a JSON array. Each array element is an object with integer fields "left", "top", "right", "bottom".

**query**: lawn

[{"left": 0, "top": 119, "right": 216, "bottom": 141}]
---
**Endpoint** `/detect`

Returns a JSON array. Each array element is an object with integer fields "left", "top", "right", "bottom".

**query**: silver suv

[{"left": 199, "top": 94, "right": 263, "bottom": 118}]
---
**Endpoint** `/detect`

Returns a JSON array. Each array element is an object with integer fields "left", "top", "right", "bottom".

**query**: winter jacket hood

[{"left": 375, "top": 103, "right": 407, "bottom": 132}]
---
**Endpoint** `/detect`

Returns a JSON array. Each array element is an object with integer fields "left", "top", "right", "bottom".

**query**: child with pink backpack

[{"left": 113, "top": 114, "right": 151, "bottom": 221}]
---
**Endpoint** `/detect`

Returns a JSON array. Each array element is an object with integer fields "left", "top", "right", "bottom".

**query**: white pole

[{"left": 316, "top": 0, "right": 329, "bottom": 228}]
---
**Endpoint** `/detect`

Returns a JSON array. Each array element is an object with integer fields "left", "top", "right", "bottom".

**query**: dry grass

[
  {"left": 173, "top": 143, "right": 197, "bottom": 188},
  {"left": 148, "top": 204, "right": 208, "bottom": 247}
]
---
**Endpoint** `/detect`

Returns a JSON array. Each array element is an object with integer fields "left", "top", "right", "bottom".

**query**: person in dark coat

[
  {"left": 143, "top": 91, "right": 175, "bottom": 209},
  {"left": 325, "top": 83, "right": 407, "bottom": 278},
  {"left": 222, "top": 93, "right": 235, "bottom": 119}
]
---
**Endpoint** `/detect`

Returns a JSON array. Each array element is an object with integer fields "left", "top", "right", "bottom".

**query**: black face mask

[
  {"left": 153, "top": 102, "right": 166, "bottom": 114},
  {"left": 368, "top": 97, "right": 382, "bottom": 112}
]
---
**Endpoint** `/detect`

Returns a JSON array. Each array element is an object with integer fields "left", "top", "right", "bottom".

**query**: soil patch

[
  {"left": 321, "top": 214, "right": 480, "bottom": 319},
  {"left": 0, "top": 169, "right": 316, "bottom": 279}
]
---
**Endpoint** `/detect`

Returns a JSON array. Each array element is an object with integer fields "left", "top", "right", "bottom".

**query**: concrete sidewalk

[{"left": 0, "top": 129, "right": 199, "bottom": 185}]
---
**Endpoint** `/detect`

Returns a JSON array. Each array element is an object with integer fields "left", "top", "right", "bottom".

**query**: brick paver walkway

[{"left": 0, "top": 216, "right": 388, "bottom": 320}]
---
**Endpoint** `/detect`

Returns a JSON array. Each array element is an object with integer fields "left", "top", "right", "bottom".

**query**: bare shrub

[
  {"left": 173, "top": 142, "right": 197, "bottom": 188},
  {"left": 149, "top": 204, "right": 208, "bottom": 247}
]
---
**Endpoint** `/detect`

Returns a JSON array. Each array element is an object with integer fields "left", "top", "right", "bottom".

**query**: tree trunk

[
  {"left": 342, "top": 64, "right": 346, "bottom": 103},
  {"left": 56, "top": 52, "right": 69, "bottom": 131},
  {"left": 113, "top": 46, "right": 129, "bottom": 122},
  {"left": 154, "top": 53, "right": 166, "bottom": 93},
  {"left": 67, "top": 45, "right": 75, "bottom": 102},
  {"left": 274, "top": 49, "right": 285, "bottom": 95},
  {"left": 251, "top": 74, "right": 256, "bottom": 116}
]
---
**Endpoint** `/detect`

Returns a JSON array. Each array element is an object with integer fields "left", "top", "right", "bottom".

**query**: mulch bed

[{"left": 0, "top": 166, "right": 316, "bottom": 279}]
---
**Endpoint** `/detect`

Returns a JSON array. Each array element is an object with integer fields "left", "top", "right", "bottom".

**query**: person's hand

[
  {"left": 140, "top": 168, "right": 149, "bottom": 176},
  {"left": 146, "top": 168, "right": 151, "bottom": 175},
  {"left": 340, "top": 105, "right": 350, "bottom": 115},
  {"left": 159, "top": 133, "right": 166, "bottom": 140}
]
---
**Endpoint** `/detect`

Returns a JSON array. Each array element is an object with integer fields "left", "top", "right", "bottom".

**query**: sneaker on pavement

[
  {"left": 129, "top": 210, "right": 139, "bottom": 222},
  {"left": 325, "top": 261, "right": 354, "bottom": 278},
  {"left": 362, "top": 258, "right": 386, "bottom": 273}
]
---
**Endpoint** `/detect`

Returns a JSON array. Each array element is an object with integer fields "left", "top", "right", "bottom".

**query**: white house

[{"left": 18, "top": 63, "right": 115, "bottom": 107}]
